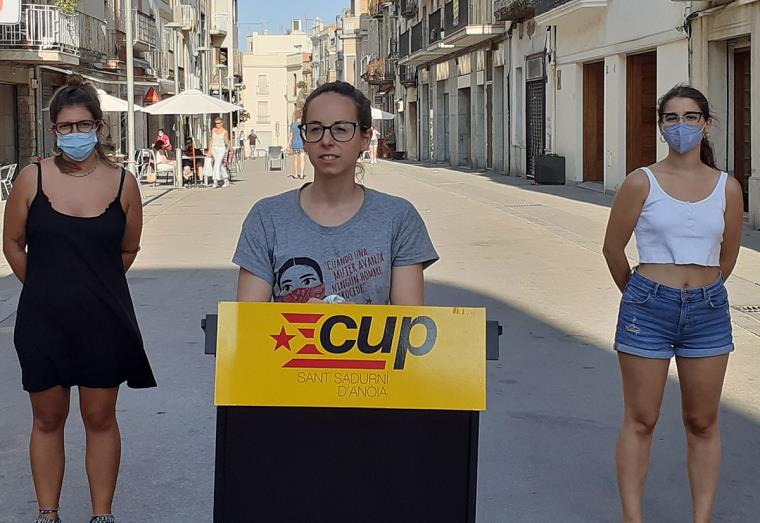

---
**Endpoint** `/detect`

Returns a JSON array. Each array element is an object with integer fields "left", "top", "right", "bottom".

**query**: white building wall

[
  {"left": 690, "top": 1, "right": 760, "bottom": 228},
  {"left": 537, "top": 0, "right": 689, "bottom": 191}
]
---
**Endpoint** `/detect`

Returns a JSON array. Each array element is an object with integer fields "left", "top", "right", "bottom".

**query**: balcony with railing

[
  {"left": 114, "top": 9, "right": 157, "bottom": 56},
  {"left": 400, "top": 0, "right": 418, "bottom": 18},
  {"left": 399, "top": 29, "right": 410, "bottom": 58},
  {"left": 369, "top": 0, "right": 386, "bottom": 18},
  {"left": 494, "top": 0, "right": 536, "bottom": 21},
  {"left": 410, "top": 21, "right": 423, "bottom": 54},
  {"left": 534, "top": 0, "right": 609, "bottom": 25},
  {"left": 211, "top": 13, "right": 228, "bottom": 38},
  {"left": 444, "top": 0, "right": 468, "bottom": 33},
  {"left": 399, "top": 64, "right": 417, "bottom": 87},
  {"left": 363, "top": 57, "right": 397, "bottom": 85},
  {"left": 429, "top": 8, "right": 442, "bottom": 45},
  {"left": 0, "top": 4, "right": 111, "bottom": 65},
  {"left": 400, "top": 0, "right": 506, "bottom": 66}
]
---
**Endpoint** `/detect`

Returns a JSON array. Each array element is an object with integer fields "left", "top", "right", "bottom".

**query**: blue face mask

[
  {"left": 57, "top": 131, "right": 99, "bottom": 161},
  {"left": 662, "top": 123, "right": 705, "bottom": 155}
]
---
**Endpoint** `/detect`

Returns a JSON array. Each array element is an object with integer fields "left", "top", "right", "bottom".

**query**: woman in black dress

[{"left": 2, "top": 75, "right": 156, "bottom": 523}]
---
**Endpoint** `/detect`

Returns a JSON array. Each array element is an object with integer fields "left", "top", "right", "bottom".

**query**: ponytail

[{"left": 700, "top": 136, "right": 717, "bottom": 170}]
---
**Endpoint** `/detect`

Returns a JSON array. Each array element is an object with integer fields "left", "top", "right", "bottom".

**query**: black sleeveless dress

[{"left": 14, "top": 163, "right": 156, "bottom": 392}]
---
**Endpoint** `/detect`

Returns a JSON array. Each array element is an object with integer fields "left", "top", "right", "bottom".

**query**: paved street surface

[{"left": 1, "top": 158, "right": 759, "bottom": 522}]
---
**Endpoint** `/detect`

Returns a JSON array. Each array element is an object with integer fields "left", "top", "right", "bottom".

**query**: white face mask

[{"left": 158, "top": 131, "right": 164, "bottom": 136}]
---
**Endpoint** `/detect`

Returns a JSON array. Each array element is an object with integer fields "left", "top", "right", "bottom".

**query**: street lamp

[
  {"left": 166, "top": 22, "right": 184, "bottom": 188},
  {"left": 197, "top": 46, "right": 213, "bottom": 148},
  {"left": 124, "top": 0, "right": 136, "bottom": 173}
]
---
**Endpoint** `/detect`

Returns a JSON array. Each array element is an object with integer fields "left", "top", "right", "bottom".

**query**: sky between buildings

[{"left": 240, "top": 0, "right": 353, "bottom": 48}]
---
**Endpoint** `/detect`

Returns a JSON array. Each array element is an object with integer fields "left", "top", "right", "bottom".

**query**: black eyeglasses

[
  {"left": 660, "top": 112, "right": 704, "bottom": 127},
  {"left": 53, "top": 120, "right": 100, "bottom": 135},
  {"left": 299, "top": 122, "right": 360, "bottom": 143}
]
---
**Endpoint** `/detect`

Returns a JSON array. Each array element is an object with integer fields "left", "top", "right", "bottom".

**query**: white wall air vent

[{"left": 526, "top": 55, "right": 544, "bottom": 81}]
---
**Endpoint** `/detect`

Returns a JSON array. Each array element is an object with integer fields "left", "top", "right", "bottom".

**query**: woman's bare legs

[
  {"left": 676, "top": 354, "right": 729, "bottom": 523},
  {"left": 30, "top": 386, "right": 71, "bottom": 521},
  {"left": 79, "top": 386, "right": 121, "bottom": 517},
  {"left": 616, "top": 352, "right": 670, "bottom": 523}
]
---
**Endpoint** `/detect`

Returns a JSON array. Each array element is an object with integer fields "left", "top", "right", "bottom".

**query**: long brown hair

[
  {"left": 49, "top": 74, "right": 117, "bottom": 173},
  {"left": 657, "top": 84, "right": 718, "bottom": 170}
]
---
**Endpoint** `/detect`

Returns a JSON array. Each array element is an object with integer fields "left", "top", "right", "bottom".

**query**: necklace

[{"left": 65, "top": 161, "right": 98, "bottom": 178}]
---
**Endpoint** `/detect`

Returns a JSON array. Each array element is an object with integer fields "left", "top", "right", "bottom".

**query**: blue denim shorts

[{"left": 614, "top": 271, "right": 734, "bottom": 359}]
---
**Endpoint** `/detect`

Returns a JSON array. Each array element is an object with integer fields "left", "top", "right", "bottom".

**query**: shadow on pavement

[
  {"left": 0, "top": 271, "right": 757, "bottom": 522},
  {"left": 395, "top": 159, "right": 760, "bottom": 254}
]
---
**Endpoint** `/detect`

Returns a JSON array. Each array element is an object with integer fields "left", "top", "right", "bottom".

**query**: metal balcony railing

[
  {"left": 399, "top": 64, "right": 417, "bottom": 86},
  {"left": 494, "top": 0, "right": 536, "bottom": 21},
  {"left": 134, "top": 10, "right": 157, "bottom": 48},
  {"left": 212, "top": 13, "right": 228, "bottom": 35},
  {"left": 234, "top": 49, "right": 242, "bottom": 77},
  {"left": 399, "top": 30, "right": 410, "bottom": 58},
  {"left": 365, "top": 57, "right": 397, "bottom": 84},
  {"left": 444, "top": 0, "right": 469, "bottom": 34},
  {"left": 0, "top": 4, "right": 110, "bottom": 59},
  {"left": 369, "top": 0, "right": 385, "bottom": 18},
  {"left": 400, "top": 0, "right": 418, "bottom": 18},
  {"left": 535, "top": 0, "right": 574, "bottom": 16},
  {"left": 429, "top": 8, "right": 442, "bottom": 44},
  {"left": 410, "top": 21, "right": 423, "bottom": 54}
]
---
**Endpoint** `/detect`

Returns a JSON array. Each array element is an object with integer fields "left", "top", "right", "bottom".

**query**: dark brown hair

[
  {"left": 657, "top": 84, "right": 718, "bottom": 170},
  {"left": 302, "top": 81, "right": 372, "bottom": 134},
  {"left": 49, "top": 74, "right": 116, "bottom": 173}
]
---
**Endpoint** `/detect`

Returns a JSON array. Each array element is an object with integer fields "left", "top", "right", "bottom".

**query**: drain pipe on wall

[
  {"left": 549, "top": 24, "right": 558, "bottom": 155},
  {"left": 506, "top": 22, "right": 514, "bottom": 177}
]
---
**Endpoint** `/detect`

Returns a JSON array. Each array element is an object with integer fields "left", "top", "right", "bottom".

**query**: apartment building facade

[
  {"left": 0, "top": 0, "right": 239, "bottom": 167},
  {"left": 241, "top": 31, "right": 312, "bottom": 149}
]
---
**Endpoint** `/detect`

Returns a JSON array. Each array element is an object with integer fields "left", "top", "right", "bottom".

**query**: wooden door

[
  {"left": 627, "top": 52, "right": 658, "bottom": 173},
  {"left": 735, "top": 48, "right": 751, "bottom": 212},
  {"left": 583, "top": 61, "right": 604, "bottom": 182}
]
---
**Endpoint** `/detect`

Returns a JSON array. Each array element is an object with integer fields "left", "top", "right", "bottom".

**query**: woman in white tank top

[
  {"left": 603, "top": 86, "right": 744, "bottom": 522},
  {"left": 208, "top": 117, "right": 231, "bottom": 188}
]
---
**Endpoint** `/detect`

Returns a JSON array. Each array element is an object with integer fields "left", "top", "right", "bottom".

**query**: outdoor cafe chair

[
  {"left": 0, "top": 163, "right": 18, "bottom": 201},
  {"left": 266, "top": 146, "right": 285, "bottom": 172}
]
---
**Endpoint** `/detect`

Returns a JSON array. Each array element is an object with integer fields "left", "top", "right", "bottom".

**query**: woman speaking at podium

[{"left": 233, "top": 81, "right": 438, "bottom": 305}]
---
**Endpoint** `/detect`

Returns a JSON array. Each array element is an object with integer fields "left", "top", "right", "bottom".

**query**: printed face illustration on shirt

[{"left": 276, "top": 257, "right": 326, "bottom": 303}]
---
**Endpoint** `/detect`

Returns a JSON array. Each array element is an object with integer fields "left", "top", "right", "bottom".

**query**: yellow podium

[{"left": 207, "top": 302, "right": 496, "bottom": 523}]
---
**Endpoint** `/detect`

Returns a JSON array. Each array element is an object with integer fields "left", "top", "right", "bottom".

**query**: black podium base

[{"left": 214, "top": 406, "right": 479, "bottom": 523}]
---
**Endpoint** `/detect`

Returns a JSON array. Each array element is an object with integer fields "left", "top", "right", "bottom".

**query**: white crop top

[{"left": 634, "top": 167, "right": 726, "bottom": 267}]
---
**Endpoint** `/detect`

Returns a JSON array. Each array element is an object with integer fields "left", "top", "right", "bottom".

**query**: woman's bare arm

[
  {"left": 390, "top": 264, "right": 425, "bottom": 306},
  {"left": 720, "top": 176, "right": 745, "bottom": 280},
  {"left": 2, "top": 166, "right": 36, "bottom": 283},
  {"left": 121, "top": 172, "right": 143, "bottom": 272},
  {"left": 602, "top": 170, "right": 648, "bottom": 292},
  {"left": 236, "top": 268, "right": 273, "bottom": 302}
]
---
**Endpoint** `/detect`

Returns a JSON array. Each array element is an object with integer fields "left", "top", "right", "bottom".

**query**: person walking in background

[
  {"left": 603, "top": 85, "right": 743, "bottom": 523},
  {"left": 369, "top": 127, "right": 380, "bottom": 164},
  {"left": 248, "top": 129, "right": 257, "bottom": 159},
  {"left": 154, "top": 128, "right": 172, "bottom": 153},
  {"left": 2, "top": 74, "right": 156, "bottom": 523},
  {"left": 288, "top": 111, "right": 306, "bottom": 179},
  {"left": 208, "top": 117, "right": 231, "bottom": 188}
]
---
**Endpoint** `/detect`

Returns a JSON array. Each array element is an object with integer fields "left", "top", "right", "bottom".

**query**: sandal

[
  {"left": 90, "top": 515, "right": 114, "bottom": 523},
  {"left": 34, "top": 508, "right": 61, "bottom": 523}
]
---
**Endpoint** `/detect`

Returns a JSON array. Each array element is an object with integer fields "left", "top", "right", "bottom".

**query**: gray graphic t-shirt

[{"left": 233, "top": 187, "right": 438, "bottom": 304}]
